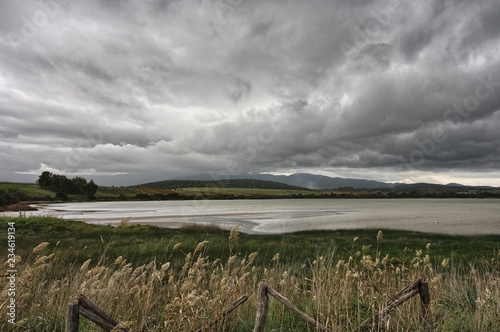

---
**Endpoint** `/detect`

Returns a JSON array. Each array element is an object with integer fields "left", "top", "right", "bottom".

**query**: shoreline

[{"left": 2, "top": 198, "right": 499, "bottom": 236}]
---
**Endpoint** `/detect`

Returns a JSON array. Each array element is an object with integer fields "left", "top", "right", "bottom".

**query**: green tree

[
  {"left": 67, "top": 176, "right": 87, "bottom": 194},
  {"left": 37, "top": 171, "right": 52, "bottom": 188},
  {"left": 50, "top": 174, "right": 69, "bottom": 193},
  {"left": 86, "top": 179, "right": 98, "bottom": 197},
  {"left": 37, "top": 172, "right": 98, "bottom": 196}
]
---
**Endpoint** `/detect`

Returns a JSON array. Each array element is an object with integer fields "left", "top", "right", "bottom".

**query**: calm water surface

[{"left": 7, "top": 198, "right": 500, "bottom": 235}]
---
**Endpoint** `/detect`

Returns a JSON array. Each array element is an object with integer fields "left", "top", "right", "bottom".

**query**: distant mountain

[
  {"left": 394, "top": 183, "right": 447, "bottom": 189},
  {"left": 244, "top": 173, "right": 392, "bottom": 189},
  {"left": 171, "top": 173, "right": 391, "bottom": 189},
  {"left": 445, "top": 183, "right": 465, "bottom": 187},
  {"left": 163, "top": 172, "right": 498, "bottom": 190},
  {"left": 395, "top": 182, "right": 496, "bottom": 190}
]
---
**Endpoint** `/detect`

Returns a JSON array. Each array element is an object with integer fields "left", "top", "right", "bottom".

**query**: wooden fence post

[
  {"left": 253, "top": 283, "right": 269, "bottom": 332},
  {"left": 418, "top": 281, "right": 432, "bottom": 331},
  {"left": 78, "top": 294, "right": 128, "bottom": 332},
  {"left": 65, "top": 302, "right": 80, "bottom": 332}
]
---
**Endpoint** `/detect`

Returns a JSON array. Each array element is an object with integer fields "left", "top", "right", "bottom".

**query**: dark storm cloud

[{"left": 1, "top": 0, "right": 499, "bottom": 186}]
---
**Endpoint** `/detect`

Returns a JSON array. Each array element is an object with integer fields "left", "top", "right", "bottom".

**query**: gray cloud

[{"left": 1, "top": 0, "right": 499, "bottom": 186}]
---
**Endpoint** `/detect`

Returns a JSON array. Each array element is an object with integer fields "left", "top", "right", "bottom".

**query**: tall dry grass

[{"left": 1, "top": 230, "right": 499, "bottom": 331}]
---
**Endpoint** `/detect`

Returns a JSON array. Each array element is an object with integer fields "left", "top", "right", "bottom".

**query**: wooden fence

[
  {"left": 65, "top": 294, "right": 129, "bottom": 332},
  {"left": 66, "top": 278, "right": 431, "bottom": 331},
  {"left": 356, "top": 278, "right": 431, "bottom": 331},
  {"left": 254, "top": 277, "right": 431, "bottom": 332},
  {"left": 65, "top": 294, "right": 248, "bottom": 332}
]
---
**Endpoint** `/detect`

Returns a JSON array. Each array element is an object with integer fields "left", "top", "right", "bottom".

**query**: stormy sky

[{"left": 1, "top": 0, "right": 500, "bottom": 186}]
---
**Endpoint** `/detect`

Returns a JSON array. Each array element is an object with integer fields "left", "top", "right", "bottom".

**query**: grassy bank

[
  {"left": 0, "top": 217, "right": 499, "bottom": 331},
  {"left": 0, "top": 183, "right": 55, "bottom": 198}
]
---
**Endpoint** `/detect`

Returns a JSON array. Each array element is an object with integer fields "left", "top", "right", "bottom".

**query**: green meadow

[
  {"left": 0, "top": 182, "right": 55, "bottom": 198},
  {"left": 0, "top": 216, "right": 499, "bottom": 331}
]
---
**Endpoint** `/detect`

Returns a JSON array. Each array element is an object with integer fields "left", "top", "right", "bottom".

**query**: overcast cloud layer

[{"left": 1, "top": 0, "right": 500, "bottom": 186}]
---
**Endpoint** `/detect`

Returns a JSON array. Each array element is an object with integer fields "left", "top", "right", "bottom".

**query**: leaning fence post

[
  {"left": 253, "top": 283, "right": 269, "bottom": 332},
  {"left": 65, "top": 301, "right": 80, "bottom": 332},
  {"left": 267, "top": 286, "right": 331, "bottom": 332},
  {"left": 78, "top": 294, "right": 128, "bottom": 331},
  {"left": 195, "top": 294, "right": 249, "bottom": 332},
  {"left": 418, "top": 281, "right": 432, "bottom": 330}
]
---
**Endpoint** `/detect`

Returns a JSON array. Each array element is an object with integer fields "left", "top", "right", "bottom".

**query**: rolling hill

[{"left": 136, "top": 178, "right": 310, "bottom": 191}]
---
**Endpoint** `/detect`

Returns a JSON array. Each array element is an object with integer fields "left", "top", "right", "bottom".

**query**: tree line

[{"left": 37, "top": 171, "right": 98, "bottom": 196}]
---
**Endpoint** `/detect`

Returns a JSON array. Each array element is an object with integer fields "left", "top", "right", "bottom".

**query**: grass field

[
  {"left": 2, "top": 182, "right": 500, "bottom": 207},
  {"left": 0, "top": 182, "right": 318, "bottom": 201},
  {"left": 0, "top": 216, "right": 499, "bottom": 331},
  {"left": 178, "top": 187, "right": 316, "bottom": 197},
  {"left": 0, "top": 182, "right": 55, "bottom": 198}
]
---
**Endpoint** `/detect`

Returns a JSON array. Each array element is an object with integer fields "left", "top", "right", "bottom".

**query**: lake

[{"left": 6, "top": 198, "right": 500, "bottom": 235}]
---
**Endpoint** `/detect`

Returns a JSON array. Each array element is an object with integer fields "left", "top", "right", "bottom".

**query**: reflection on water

[{"left": 4, "top": 199, "right": 500, "bottom": 235}]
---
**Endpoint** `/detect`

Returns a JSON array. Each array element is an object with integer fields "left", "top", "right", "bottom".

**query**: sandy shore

[
  {"left": 2, "top": 199, "right": 498, "bottom": 235},
  {"left": 83, "top": 212, "right": 263, "bottom": 232}
]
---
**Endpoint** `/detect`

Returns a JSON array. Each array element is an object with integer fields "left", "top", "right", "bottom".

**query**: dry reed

[{"left": 1, "top": 233, "right": 498, "bottom": 331}]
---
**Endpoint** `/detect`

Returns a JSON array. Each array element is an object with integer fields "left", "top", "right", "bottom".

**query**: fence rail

[
  {"left": 356, "top": 277, "right": 431, "bottom": 331},
  {"left": 65, "top": 294, "right": 128, "bottom": 332},
  {"left": 65, "top": 294, "right": 248, "bottom": 332}
]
